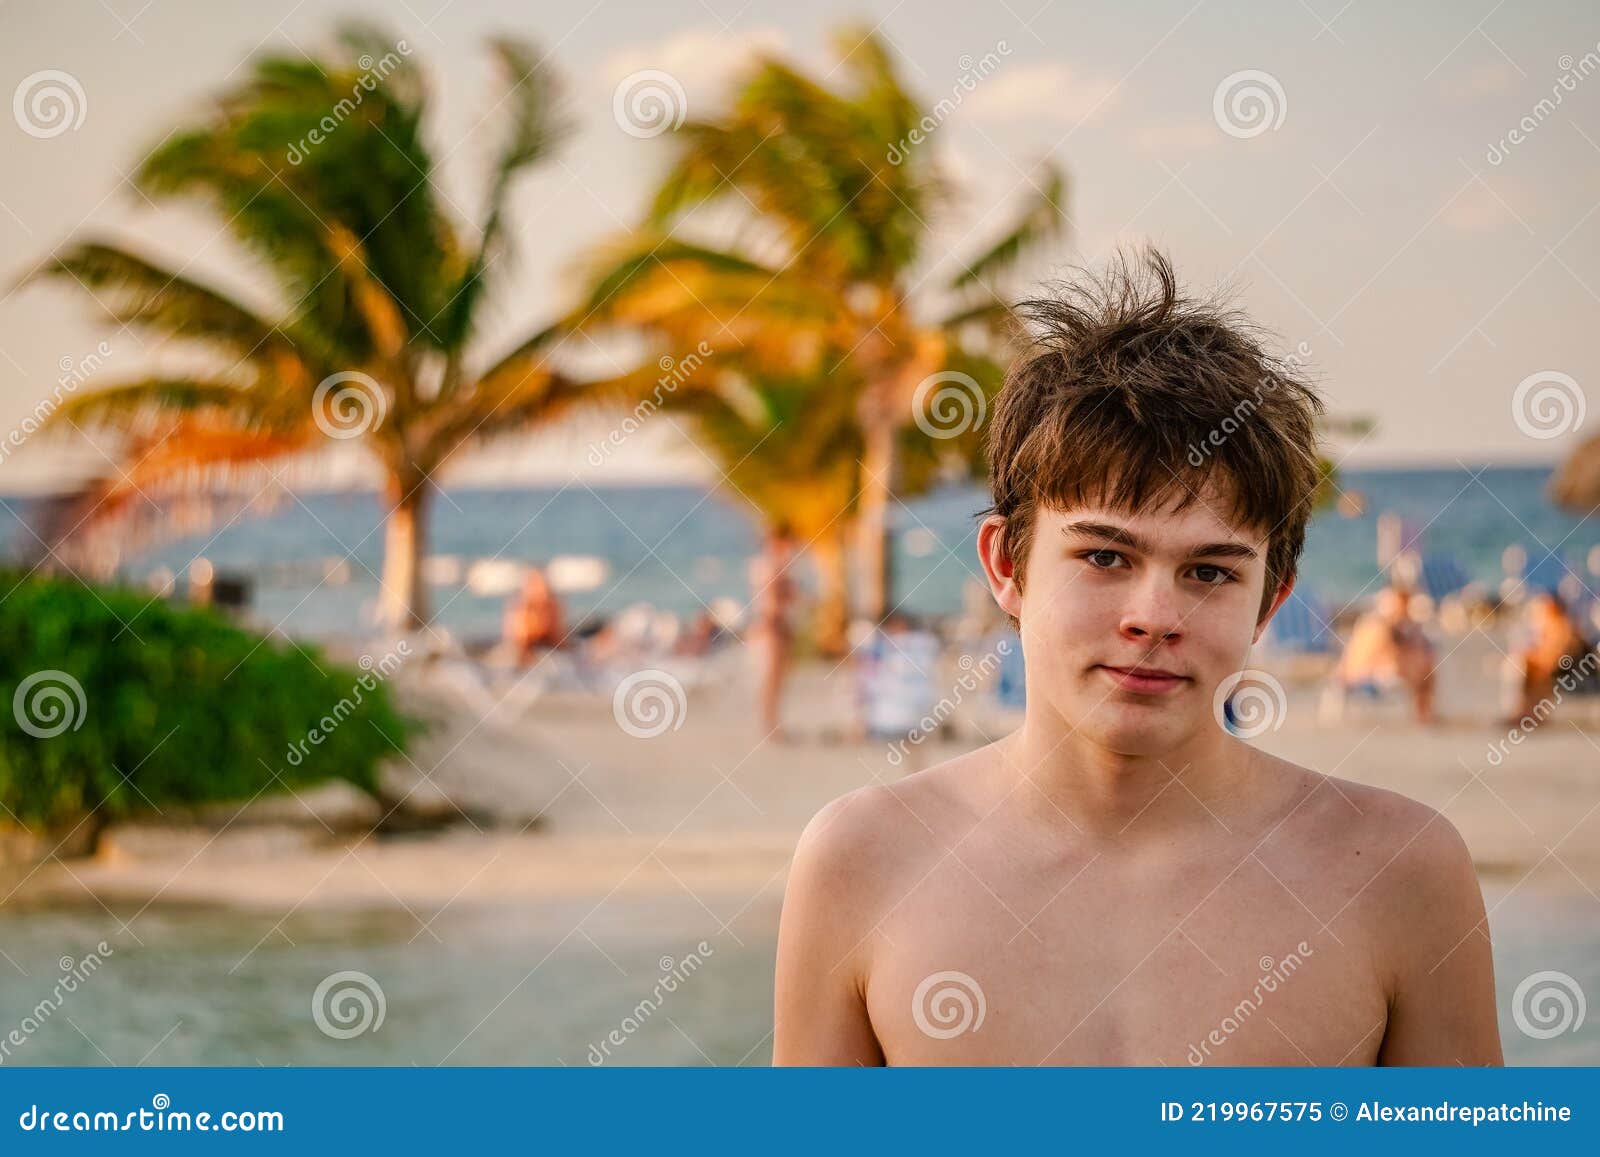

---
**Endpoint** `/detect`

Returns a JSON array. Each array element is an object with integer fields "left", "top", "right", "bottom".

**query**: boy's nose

[{"left": 1119, "top": 579, "right": 1185, "bottom": 643}]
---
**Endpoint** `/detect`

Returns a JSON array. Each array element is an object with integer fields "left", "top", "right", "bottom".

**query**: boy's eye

[
  {"left": 1192, "top": 564, "right": 1235, "bottom": 585},
  {"left": 1084, "top": 549, "right": 1124, "bottom": 569}
]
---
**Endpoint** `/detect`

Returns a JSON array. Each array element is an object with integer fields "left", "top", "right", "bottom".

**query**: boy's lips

[{"left": 1095, "top": 664, "right": 1190, "bottom": 693}]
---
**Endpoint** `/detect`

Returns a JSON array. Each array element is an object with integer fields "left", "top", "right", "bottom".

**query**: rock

[{"left": 195, "top": 781, "right": 383, "bottom": 831}]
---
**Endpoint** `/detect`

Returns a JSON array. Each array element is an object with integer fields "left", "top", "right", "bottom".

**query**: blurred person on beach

[
  {"left": 1503, "top": 590, "right": 1593, "bottom": 725},
  {"left": 856, "top": 613, "right": 943, "bottom": 745},
  {"left": 503, "top": 567, "right": 565, "bottom": 664},
  {"left": 774, "top": 248, "right": 1501, "bottom": 1066},
  {"left": 1322, "top": 584, "right": 1437, "bottom": 725},
  {"left": 748, "top": 524, "right": 798, "bottom": 739}
]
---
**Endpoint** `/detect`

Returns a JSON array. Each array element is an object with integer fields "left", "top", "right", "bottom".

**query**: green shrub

[{"left": 0, "top": 570, "right": 413, "bottom": 830}]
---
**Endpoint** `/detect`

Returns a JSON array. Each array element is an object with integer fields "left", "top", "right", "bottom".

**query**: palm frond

[{"left": 948, "top": 163, "right": 1068, "bottom": 292}]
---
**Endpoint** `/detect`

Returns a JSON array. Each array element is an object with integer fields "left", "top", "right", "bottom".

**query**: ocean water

[{"left": 3, "top": 465, "right": 1598, "bottom": 643}]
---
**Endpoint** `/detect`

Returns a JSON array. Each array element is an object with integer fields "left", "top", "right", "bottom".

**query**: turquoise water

[
  {"left": 4, "top": 466, "right": 1596, "bottom": 643},
  {"left": 0, "top": 877, "right": 1592, "bottom": 1066}
]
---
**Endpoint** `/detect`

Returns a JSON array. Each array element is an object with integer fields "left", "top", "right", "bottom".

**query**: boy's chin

[{"left": 1077, "top": 707, "right": 1201, "bottom": 758}]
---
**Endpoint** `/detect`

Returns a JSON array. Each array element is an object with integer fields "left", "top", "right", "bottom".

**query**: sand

[{"left": 8, "top": 625, "right": 1599, "bottom": 922}]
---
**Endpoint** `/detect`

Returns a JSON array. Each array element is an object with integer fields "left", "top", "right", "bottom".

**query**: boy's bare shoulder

[
  {"left": 1263, "top": 755, "right": 1484, "bottom": 963},
  {"left": 1302, "top": 761, "right": 1473, "bottom": 868},
  {"left": 789, "top": 751, "right": 988, "bottom": 908}
]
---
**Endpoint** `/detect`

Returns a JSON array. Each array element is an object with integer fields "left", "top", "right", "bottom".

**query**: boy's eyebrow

[{"left": 1061, "top": 520, "right": 1259, "bottom": 561}]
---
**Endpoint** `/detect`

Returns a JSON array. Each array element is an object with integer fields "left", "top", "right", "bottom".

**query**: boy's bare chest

[{"left": 862, "top": 840, "right": 1391, "bottom": 1065}]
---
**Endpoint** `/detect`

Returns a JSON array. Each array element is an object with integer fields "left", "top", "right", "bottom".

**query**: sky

[{"left": 0, "top": 0, "right": 1597, "bottom": 492}]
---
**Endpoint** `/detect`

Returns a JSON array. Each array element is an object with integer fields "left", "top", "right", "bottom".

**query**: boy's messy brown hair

[{"left": 983, "top": 246, "right": 1326, "bottom": 621}]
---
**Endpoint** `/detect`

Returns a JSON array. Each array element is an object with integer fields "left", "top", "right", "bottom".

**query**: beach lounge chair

[
  {"left": 1262, "top": 586, "right": 1338, "bottom": 654},
  {"left": 1415, "top": 551, "right": 1471, "bottom": 603}
]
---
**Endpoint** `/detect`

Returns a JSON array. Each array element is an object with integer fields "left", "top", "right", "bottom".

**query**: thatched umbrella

[{"left": 1549, "top": 434, "right": 1600, "bottom": 514}]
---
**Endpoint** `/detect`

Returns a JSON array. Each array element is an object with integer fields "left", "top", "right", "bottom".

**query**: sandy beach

[{"left": 11, "top": 626, "right": 1600, "bottom": 913}]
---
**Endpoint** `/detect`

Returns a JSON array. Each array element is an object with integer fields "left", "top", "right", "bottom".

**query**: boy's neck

[{"left": 999, "top": 709, "right": 1262, "bottom": 843}]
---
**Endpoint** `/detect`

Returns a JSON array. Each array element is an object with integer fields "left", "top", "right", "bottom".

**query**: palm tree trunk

[
  {"left": 856, "top": 418, "right": 897, "bottom": 623},
  {"left": 811, "top": 526, "right": 851, "bottom": 657},
  {"left": 379, "top": 473, "right": 430, "bottom": 631}
]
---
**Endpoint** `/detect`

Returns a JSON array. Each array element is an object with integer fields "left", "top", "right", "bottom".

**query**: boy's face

[{"left": 980, "top": 478, "right": 1291, "bottom": 758}]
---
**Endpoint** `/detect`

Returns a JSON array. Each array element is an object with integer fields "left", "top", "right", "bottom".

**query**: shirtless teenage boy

[{"left": 773, "top": 249, "right": 1503, "bottom": 1066}]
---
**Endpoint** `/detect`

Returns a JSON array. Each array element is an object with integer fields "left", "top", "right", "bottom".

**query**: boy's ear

[
  {"left": 977, "top": 515, "right": 1023, "bottom": 620},
  {"left": 1251, "top": 576, "right": 1296, "bottom": 645}
]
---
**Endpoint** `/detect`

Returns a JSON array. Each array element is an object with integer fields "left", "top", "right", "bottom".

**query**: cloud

[
  {"left": 1439, "top": 61, "right": 1517, "bottom": 104},
  {"left": 1444, "top": 180, "right": 1517, "bottom": 232},
  {"left": 963, "top": 62, "right": 1120, "bottom": 124},
  {"left": 600, "top": 26, "right": 788, "bottom": 110}
]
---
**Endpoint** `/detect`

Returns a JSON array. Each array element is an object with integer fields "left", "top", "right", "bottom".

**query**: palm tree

[
  {"left": 23, "top": 26, "right": 583, "bottom": 630},
  {"left": 577, "top": 26, "right": 1067, "bottom": 624},
  {"left": 683, "top": 372, "right": 864, "bottom": 653}
]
